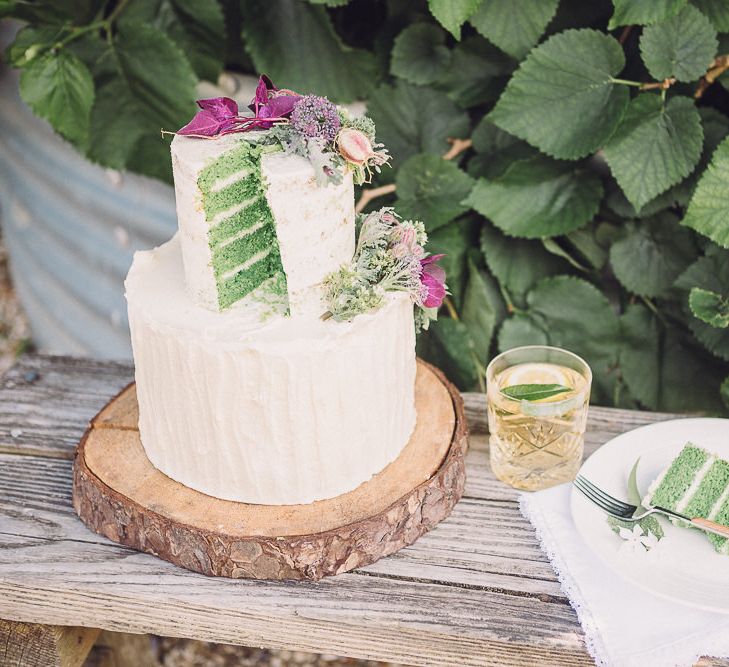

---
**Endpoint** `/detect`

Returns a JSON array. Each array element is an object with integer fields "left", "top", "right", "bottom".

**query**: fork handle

[{"left": 691, "top": 518, "right": 729, "bottom": 539}]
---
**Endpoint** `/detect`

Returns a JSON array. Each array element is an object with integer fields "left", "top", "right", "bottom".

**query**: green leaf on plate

[
  {"left": 240, "top": 0, "right": 376, "bottom": 102},
  {"left": 603, "top": 95, "right": 703, "bottom": 211},
  {"left": 465, "top": 156, "right": 603, "bottom": 238},
  {"left": 19, "top": 50, "right": 94, "bottom": 149},
  {"left": 639, "top": 5, "right": 717, "bottom": 82},
  {"left": 609, "top": 213, "right": 696, "bottom": 298},
  {"left": 391, "top": 23, "right": 451, "bottom": 86},
  {"left": 682, "top": 135, "right": 729, "bottom": 248},
  {"left": 395, "top": 154, "right": 474, "bottom": 231},
  {"left": 689, "top": 288, "right": 729, "bottom": 328},
  {"left": 609, "top": 0, "right": 686, "bottom": 29},
  {"left": 469, "top": 0, "right": 559, "bottom": 60},
  {"left": 427, "top": 0, "right": 482, "bottom": 39},
  {"left": 501, "top": 383, "right": 572, "bottom": 401},
  {"left": 489, "top": 29, "right": 629, "bottom": 160},
  {"left": 367, "top": 81, "right": 470, "bottom": 165}
]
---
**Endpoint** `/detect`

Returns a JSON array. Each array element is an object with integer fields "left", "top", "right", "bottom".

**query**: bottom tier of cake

[{"left": 125, "top": 235, "right": 417, "bottom": 505}]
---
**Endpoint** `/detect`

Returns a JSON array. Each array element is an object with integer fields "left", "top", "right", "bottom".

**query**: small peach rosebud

[{"left": 336, "top": 128, "right": 373, "bottom": 165}]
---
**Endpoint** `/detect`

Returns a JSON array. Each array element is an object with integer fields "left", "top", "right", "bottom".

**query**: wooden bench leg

[{"left": 0, "top": 619, "right": 99, "bottom": 667}]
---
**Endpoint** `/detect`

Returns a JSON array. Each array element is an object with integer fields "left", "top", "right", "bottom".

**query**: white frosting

[
  {"left": 171, "top": 133, "right": 354, "bottom": 317},
  {"left": 125, "top": 236, "right": 417, "bottom": 505}
]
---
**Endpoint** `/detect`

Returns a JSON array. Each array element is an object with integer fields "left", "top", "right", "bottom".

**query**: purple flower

[
  {"left": 248, "top": 75, "right": 300, "bottom": 128},
  {"left": 178, "top": 97, "right": 239, "bottom": 136},
  {"left": 420, "top": 254, "right": 446, "bottom": 308},
  {"left": 290, "top": 95, "right": 340, "bottom": 141}
]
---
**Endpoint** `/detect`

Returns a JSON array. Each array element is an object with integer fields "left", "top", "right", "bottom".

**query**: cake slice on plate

[{"left": 643, "top": 443, "right": 729, "bottom": 554}]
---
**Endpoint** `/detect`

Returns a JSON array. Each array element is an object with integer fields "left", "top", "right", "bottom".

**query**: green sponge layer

[
  {"left": 197, "top": 140, "right": 287, "bottom": 310},
  {"left": 650, "top": 445, "right": 708, "bottom": 510}
]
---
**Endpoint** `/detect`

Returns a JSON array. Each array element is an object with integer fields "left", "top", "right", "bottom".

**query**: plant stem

[
  {"left": 610, "top": 78, "right": 642, "bottom": 87},
  {"left": 444, "top": 296, "right": 459, "bottom": 321},
  {"left": 54, "top": 0, "right": 130, "bottom": 50}
]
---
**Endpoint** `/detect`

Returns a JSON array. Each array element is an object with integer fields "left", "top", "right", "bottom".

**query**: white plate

[{"left": 571, "top": 418, "right": 729, "bottom": 614}]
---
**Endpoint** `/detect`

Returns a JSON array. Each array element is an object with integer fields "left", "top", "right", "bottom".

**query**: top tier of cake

[{"left": 171, "top": 133, "right": 354, "bottom": 317}]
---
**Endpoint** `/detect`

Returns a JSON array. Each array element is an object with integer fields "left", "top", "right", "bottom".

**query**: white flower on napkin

[{"left": 618, "top": 524, "right": 659, "bottom": 555}]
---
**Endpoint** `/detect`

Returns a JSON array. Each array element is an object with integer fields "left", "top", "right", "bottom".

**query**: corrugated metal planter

[{"left": 0, "top": 67, "right": 177, "bottom": 359}]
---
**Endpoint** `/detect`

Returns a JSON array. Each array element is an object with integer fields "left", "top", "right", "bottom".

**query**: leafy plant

[{"left": 3, "top": 0, "right": 729, "bottom": 413}]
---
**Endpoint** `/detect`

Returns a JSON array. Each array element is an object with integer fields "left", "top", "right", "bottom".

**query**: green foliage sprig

[{"left": 4, "top": 0, "right": 729, "bottom": 413}]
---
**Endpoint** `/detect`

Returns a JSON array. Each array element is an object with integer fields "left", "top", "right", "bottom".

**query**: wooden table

[{"left": 0, "top": 355, "right": 725, "bottom": 667}]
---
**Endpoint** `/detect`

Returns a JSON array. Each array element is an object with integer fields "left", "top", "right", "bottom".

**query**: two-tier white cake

[{"left": 125, "top": 102, "right": 426, "bottom": 504}]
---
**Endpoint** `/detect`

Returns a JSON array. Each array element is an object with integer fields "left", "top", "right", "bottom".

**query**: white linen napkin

[{"left": 520, "top": 484, "right": 729, "bottom": 667}]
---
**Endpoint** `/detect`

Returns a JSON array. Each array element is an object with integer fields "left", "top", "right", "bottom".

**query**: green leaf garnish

[{"left": 500, "top": 383, "right": 572, "bottom": 401}]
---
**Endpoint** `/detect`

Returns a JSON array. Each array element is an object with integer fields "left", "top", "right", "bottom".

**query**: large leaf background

[{"left": 5, "top": 0, "right": 729, "bottom": 413}]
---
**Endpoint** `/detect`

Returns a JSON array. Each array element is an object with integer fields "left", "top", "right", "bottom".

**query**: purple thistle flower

[
  {"left": 420, "top": 254, "right": 447, "bottom": 308},
  {"left": 290, "top": 95, "right": 340, "bottom": 141}
]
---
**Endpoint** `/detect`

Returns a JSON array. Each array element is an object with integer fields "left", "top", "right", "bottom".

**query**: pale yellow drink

[{"left": 486, "top": 347, "right": 591, "bottom": 491}]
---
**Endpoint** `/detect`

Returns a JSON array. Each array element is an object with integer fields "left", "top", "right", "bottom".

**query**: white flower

[{"left": 618, "top": 524, "right": 659, "bottom": 556}]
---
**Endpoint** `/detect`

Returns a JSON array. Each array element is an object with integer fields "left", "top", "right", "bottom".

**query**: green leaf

[
  {"left": 434, "top": 37, "right": 514, "bottom": 109},
  {"left": 480, "top": 223, "right": 566, "bottom": 305},
  {"left": 609, "top": 0, "right": 686, "bottom": 29},
  {"left": 469, "top": 118, "right": 535, "bottom": 179},
  {"left": 119, "top": 0, "right": 225, "bottom": 82},
  {"left": 501, "top": 383, "right": 572, "bottom": 401},
  {"left": 395, "top": 154, "right": 474, "bottom": 232},
  {"left": 603, "top": 95, "right": 703, "bottom": 210},
  {"left": 640, "top": 5, "right": 717, "bottom": 82},
  {"left": 19, "top": 50, "right": 94, "bottom": 148},
  {"left": 609, "top": 214, "right": 697, "bottom": 297},
  {"left": 619, "top": 304, "right": 662, "bottom": 409},
  {"left": 691, "top": 0, "right": 729, "bottom": 30},
  {"left": 88, "top": 23, "right": 196, "bottom": 175},
  {"left": 391, "top": 23, "right": 451, "bottom": 86},
  {"left": 722, "top": 375, "right": 729, "bottom": 410},
  {"left": 489, "top": 29, "right": 629, "bottom": 160},
  {"left": 676, "top": 249, "right": 729, "bottom": 360},
  {"left": 240, "top": 0, "right": 377, "bottom": 102},
  {"left": 427, "top": 0, "right": 482, "bottom": 39},
  {"left": 689, "top": 288, "right": 729, "bottom": 328},
  {"left": 418, "top": 317, "right": 479, "bottom": 388},
  {"left": 428, "top": 222, "right": 469, "bottom": 307},
  {"left": 4, "top": 26, "right": 62, "bottom": 67},
  {"left": 498, "top": 314, "right": 549, "bottom": 350},
  {"left": 465, "top": 156, "right": 603, "bottom": 239},
  {"left": 520, "top": 276, "right": 622, "bottom": 403},
  {"left": 470, "top": 0, "right": 559, "bottom": 60},
  {"left": 683, "top": 135, "right": 729, "bottom": 248},
  {"left": 461, "top": 258, "right": 504, "bottom": 364},
  {"left": 367, "top": 81, "right": 470, "bottom": 165}
]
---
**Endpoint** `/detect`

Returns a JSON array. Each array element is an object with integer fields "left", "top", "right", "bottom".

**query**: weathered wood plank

[
  {"left": 0, "top": 618, "right": 99, "bottom": 667},
  {"left": 0, "top": 355, "right": 722, "bottom": 667},
  {"left": 0, "top": 355, "right": 680, "bottom": 459},
  {"left": 0, "top": 356, "right": 132, "bottom": 459},
  {"left": 0, "top": 453, "right": 562, "bottom": 598}
]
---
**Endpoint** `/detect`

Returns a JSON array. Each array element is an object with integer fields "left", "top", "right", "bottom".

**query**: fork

[{"left": 573, "top": 474, "right": 729, "bottom": 539}]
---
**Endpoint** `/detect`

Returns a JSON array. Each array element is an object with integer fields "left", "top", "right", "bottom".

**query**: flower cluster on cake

[{"left": 125, "top": 76, "right": 447, "bottom": 505}]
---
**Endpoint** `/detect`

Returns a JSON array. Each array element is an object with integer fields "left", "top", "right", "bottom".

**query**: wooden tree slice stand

[{"left": 73, "top": 360, "right": 468, "bottom": 581}]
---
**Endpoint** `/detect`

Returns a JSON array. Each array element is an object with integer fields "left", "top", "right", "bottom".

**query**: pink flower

[
  {"left": 420, "top": 254, "right": 446, "bottom": 308},
  {"left": 336, "top": 128, "right": 373, "bottom": 165}
]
